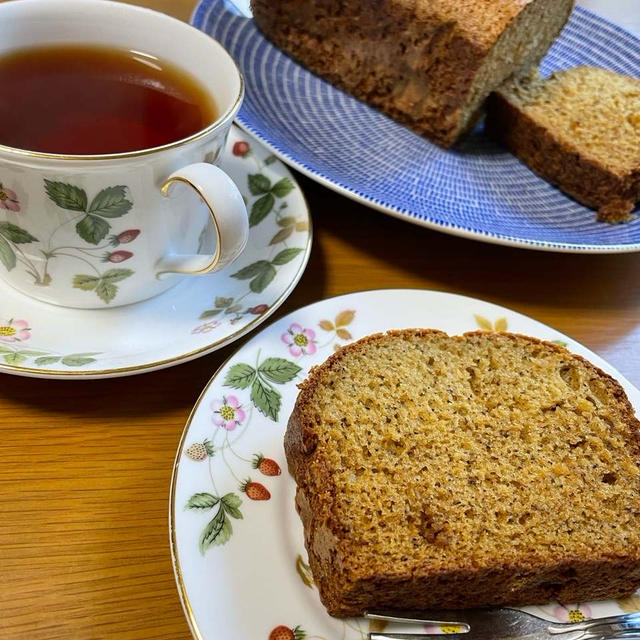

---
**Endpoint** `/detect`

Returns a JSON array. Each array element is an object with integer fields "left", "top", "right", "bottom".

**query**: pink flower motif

[
  {"left": 191, "top": 320, "right": 221, "bottom": 334},
  {"left": 553, "top": 603, "right": 592, "bottom": 623},
  {"left": 0, "top": 318, "right": 31, "bottom": 342},
  {"left": 0, "top": 184, "right": 20, "bottom": 212},
  {"left": 281, "top": 322, "right": 317, "bottom": 357},
  {"left": 211, "top": 395, "right": 246, "bottom": 431}
]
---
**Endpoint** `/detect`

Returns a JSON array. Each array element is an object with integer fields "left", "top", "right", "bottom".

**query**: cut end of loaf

[
  {"left": 456, "top": 0, "right": 574, "bottom": 143},
  {"left": 285, "top": 330, "right": 640, "bottom": 616}
]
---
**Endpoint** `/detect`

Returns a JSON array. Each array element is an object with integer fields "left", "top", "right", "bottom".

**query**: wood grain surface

[{"left": 1, "top": 1, "right": 639, "bottom": 639}]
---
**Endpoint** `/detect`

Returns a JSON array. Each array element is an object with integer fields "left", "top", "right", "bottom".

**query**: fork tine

[
  {"left": 365, "top": 612, "right": 470, "bottom": 630},
  {"left": 368, "top": 635, "right": 468, "bottom": 639},
  {"left": 549, "top": 613, "right": 640, "bottom": 635}
]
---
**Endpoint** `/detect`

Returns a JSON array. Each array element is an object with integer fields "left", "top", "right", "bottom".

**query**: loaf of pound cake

[
  {"left": 486, "top": 67, "right": 640, "bottom": 223},
  {"left": 285, "top": 330, "right": 640, "bottom": 616},
  {"left": 251, "top": 0, "right": 575, "bottom": 147}
]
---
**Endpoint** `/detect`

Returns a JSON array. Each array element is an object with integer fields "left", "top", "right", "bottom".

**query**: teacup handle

[{"left": 156, "top": 162, "right": 248, "bottom": 278}]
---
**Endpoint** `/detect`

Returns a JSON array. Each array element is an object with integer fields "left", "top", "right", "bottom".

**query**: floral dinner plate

[
  {"left": 192, "top": 0, "right": 640, "bottom": 253},
  {"left": 0, "top": 125, "right": 311, "bottom": 379},
  {"left": 170, "top": 289, "right": 640, "bottom": 640}
]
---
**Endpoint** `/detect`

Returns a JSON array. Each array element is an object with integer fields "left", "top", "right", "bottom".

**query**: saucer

[
  {"left": 0, "top": 125, "right": 312, "bottom": 379},
  {"left": 170, "top": 289, "right": 640, "bottom": 640}
]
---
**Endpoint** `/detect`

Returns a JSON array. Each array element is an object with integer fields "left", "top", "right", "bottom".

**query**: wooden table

[{"left": 1, "top": 1, "right": 639, "bottom": 638}]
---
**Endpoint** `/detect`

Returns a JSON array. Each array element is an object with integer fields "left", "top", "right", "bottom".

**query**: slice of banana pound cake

[
  {"left": 285, "top": 330, "right": 640, "bottom": 616},
  {"left": 251, "top": 0, "right": 574, "bottom": 147},
  {"left": 486, "top": 67, "right": 640, "bottom": 223}
]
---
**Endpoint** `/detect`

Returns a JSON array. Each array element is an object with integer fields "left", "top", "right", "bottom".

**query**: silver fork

[{"left": 365, "top": 608, "right": 640, "bottom": 640}]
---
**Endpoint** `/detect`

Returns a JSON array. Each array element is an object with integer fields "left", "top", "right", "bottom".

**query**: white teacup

[{"left": 0, "top": 0, "right": 248, "bottom": 308}]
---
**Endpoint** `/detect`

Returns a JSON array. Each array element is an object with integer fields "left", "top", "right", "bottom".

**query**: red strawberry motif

[
  {"left": 252, "top": 453, "right": 281, "bottom": 476},
  {"left": 269, "top": 625, "right": 305, "bottom": 640},
  {"left": 109, "top": 229, "right": 140, "bottom": 246},
  {"left": 249, "top": 303, "right": 269, "bottom": 315},
  {"left": 102, "top": 250, "right": 133, "bottom": 263},
  {"left": 232, "top": 140, "right": 250, "bottom": 157},
  {"left": 240, "top": 478, "right": 270, "bottom": 501}
]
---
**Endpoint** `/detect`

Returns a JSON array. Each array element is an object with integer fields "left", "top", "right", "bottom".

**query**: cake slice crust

[{"left": 285, "top": 330, "right": 640, "bottom": 616}]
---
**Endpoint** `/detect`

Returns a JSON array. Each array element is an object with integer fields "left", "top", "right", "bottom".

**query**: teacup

[{"left": 0, "top": 0, "right": 248, "bottom": 308}]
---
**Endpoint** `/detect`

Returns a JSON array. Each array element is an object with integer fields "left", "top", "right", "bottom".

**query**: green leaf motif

[
  {"left": 251, "top": 377, "right": 281, "bottom": 421},
  {"left": 73, "top": 269, "right": 132, "bottom": 303},
  {"left": 200, "top": 507, "right": 232, "bottom": 553},
  {"left": 34, "top": 356, "right": 61, "bottom": 366},
  {"left": 15, "top": 350, "right": 48, "bottom": 356},
  {"left": 231, "top": 260, "right": 272, "bottom": 281},
  {"left": 271, "top": 177, "right": 294, "bottom": 198},
  {"left": 199, "top": 309, "right": 222, "bottom": 320},
  {"left": 76, "top": 214, "right": 110, "bottom": 245},
  {"left": 224, "top": 363, "right": 256, "bottom": 389},
  {"left": 44, "top": 180, "right": 87, "bottom": 212},
  {"left": 73, "top": 274, "right": 99, "bottom": 291},
  {"left": 247, "top": 173, "right": 271, "bottom": 195},
  {"left": 215, "top": 296, "right": 234, "bottom": 308},
  {"left": 258, "top": 357, "right": 302, "bottom": 384},
  {"left": 272, "top": 248, "right": 304, "bottom": 266},
  {"left": 0, "top": 345, "right": 13, "bottom": 353},
  {"left": 225, "top": 304, "right": 242, "bottom": 315},
  {"left": 0, "top": 235, "right": 16, "bottom": 271},
  {"left": 186, "top": 493, "right": 220, "bottom": 510},
  {"left": 61, "top": 354, "right": 98, "bottom": 367},
  {"left": 250, "top": 263, "right": 276, "bottom": 293},
  {"left": 220, "top": 493, "right": 243, "bottom": 519},
  {"left": 95, "top": 281, "right": 117, "bottom": 304},
  {"left": 3, "top": 352, "right": 27, "bottom": 365},
  {"left": 277, "top": 216, "right": 296, "bottom": 228},
  {"left": 269, "top": 227, "right": 293, "bottom": 245},
  {"left": 0, "top": 222, "right": 38, "bottom": 244},
  {"left": 264, "top": 155, "right": 277, "bottom": 165},
  {"left": 101, "top": 268, "right": 134, "bottom": 283},
  {"left": 249, "top": 193, "right": 275, "bottom": 227},
  {"left": 88, "top": 186, "right": 132, "bottom": 218}
]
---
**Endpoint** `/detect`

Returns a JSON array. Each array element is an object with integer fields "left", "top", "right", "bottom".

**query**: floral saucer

[
  {"left": 0, "top": 126, "right": 311, "bottom": 379},
  {"left": 170, "top": 289, "right": 640, "bottom": 640}
]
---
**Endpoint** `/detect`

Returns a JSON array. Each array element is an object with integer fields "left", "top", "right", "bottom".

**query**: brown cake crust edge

[{"left": 284, "top": 329, "right": 640, "bottom": 617}]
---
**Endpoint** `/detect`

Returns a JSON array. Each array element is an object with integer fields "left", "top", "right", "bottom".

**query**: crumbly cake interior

[
  {"left": 304, "top": 331, "right": 640, "bottom": 576},
  {"left": 502, "top": 67, "right": 640, "bottom": 176}
]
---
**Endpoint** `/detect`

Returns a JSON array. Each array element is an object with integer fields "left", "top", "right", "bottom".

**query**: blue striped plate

[{"left": 192, "top": 0, "right": 640, "bottom": 253}]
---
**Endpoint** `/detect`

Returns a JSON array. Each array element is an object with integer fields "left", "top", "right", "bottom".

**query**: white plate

[
  {"left": 170, "top": 289, "right": 640, "bottom": 640},
  {"left": 0, "top": 125, "right": 311, "bottom": 379}
]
